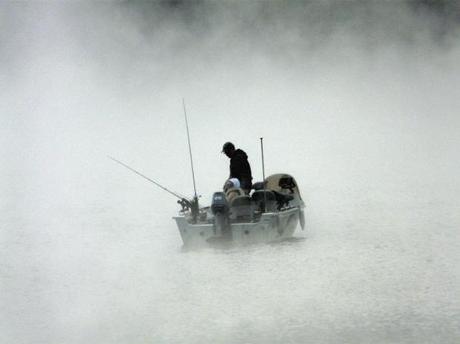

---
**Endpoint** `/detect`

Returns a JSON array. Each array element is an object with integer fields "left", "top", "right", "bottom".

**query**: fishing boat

[
  {"left": 110, "top": 101, "right": 306, "bottom": 248},
  {"left": 173, "top": 173, "right": 305, "bottom": 248}
]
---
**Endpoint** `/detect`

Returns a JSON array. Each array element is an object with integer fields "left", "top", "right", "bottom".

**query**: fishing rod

[
  {"left": 108, "top": 100, "right": 200, "bottom": 220},
  {"left": 182, "top": 99, "right": 198, "bottom": 201},
  {"left": 108, "top": 156, "right": 188, "bottom": 201},
  {"left": 182, "top": 99, "right": 200, "bottom": 222}
]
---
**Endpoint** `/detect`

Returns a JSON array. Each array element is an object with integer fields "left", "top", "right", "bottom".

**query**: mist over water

[{"left": 1, "top": 1, "right": 459, "bottom": 343}]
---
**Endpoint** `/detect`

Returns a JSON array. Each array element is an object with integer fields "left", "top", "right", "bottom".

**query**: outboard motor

[{"left": 211, "top": 192, "right": 231, "bottom": 239}]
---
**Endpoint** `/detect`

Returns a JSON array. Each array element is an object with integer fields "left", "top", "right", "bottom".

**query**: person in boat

[
  {"left": 223, "top": 177, "right": 241, "bottom": 192},
  {"left": 223, "top": 178, "right": 243, "bottom": 202},
  {"left": 222, "top": 142, "right": 253, "bottom": 193}
]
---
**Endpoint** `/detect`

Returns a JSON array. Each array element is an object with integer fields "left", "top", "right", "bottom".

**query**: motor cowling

[
  {"left": 211, "top": 192, "right": 231, "bottom": 240},
  {"left": 211, "top": 192, "right": 229, "bottom": 215}
]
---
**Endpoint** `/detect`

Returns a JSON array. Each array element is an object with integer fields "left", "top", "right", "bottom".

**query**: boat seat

[
  {"left": 229, "top": 195, "right": 252, "bottom": 220},
  {"left": 252, "top": 181, "right": 265, "bottom": 191},
  {"left": 251, "top": 190, "right": 277, "bottom": 212},
  {"left": 272, "top": 191, "right": 294, "bottom": 210},
  {"left": 231, "top": 195, "right": 251, "bottom": 207},
  {"left": 225, "top": 187, "right": 245, "bottom": 203}
]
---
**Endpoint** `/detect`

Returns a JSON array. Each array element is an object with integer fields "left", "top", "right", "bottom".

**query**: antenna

[
  {"left": 182, "top": 99, "right": 198, "bottom": 200},
  {"left": 260, "top": 137, "right": 267, "bottom": 212}
]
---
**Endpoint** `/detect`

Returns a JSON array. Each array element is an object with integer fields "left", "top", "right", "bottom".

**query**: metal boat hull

[{"left": 174, "top": 207, "right": 302, "bottom": 248}]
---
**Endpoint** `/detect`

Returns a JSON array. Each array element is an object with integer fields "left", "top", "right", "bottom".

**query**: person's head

[
  {"left": 223, "top": 178, "right": 240, "bottom": 191},
  {"left": 222, "top": 142, "right": 235, "bottom": 158}
]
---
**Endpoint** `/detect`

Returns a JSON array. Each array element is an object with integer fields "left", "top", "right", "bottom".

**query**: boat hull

[{"left": 174, "top": 207, "right": 302, "bottom": 248}]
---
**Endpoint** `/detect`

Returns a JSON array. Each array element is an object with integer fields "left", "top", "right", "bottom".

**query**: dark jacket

[{"left": 230, "top": 149, "right": 253, "bottom": 190}]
